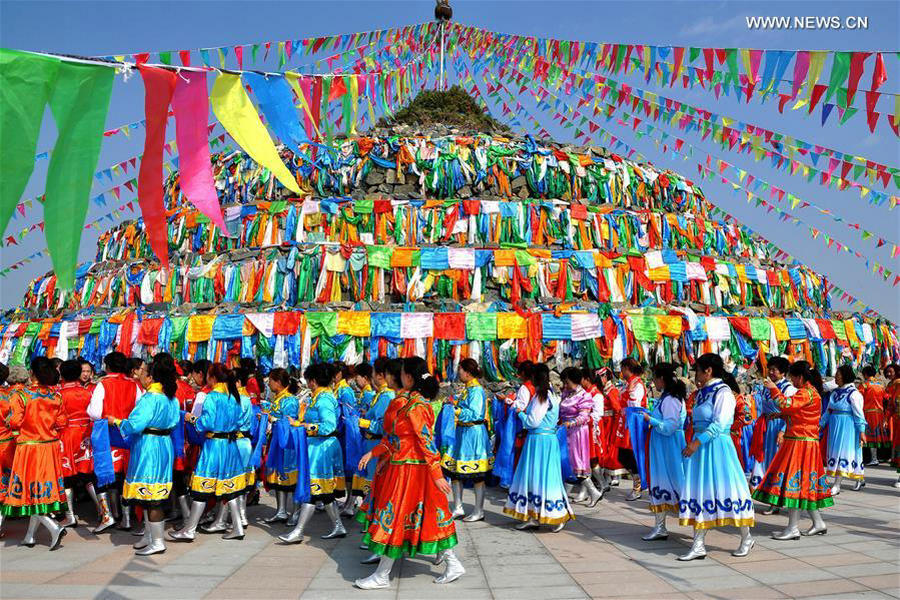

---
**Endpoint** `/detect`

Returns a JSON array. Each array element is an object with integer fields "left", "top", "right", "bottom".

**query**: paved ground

[{"left": 2, "top": 465, "right": 899, "bottom": 600}]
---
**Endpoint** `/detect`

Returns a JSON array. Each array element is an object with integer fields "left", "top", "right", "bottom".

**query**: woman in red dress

[
  {"left": 1, "top": 357, "right": 68, "bottom": 550},
  {"left": 57, "top": 360, "right": 96, "bottom": 528},
  {"left": 858, "top": 365, "right": 887, "bottom": 467},
  {"left": 882, "top": 364, "right": 900, "bottom": 488},
  {"left": 598, "top": 368, "right": 626, "bottom": 488},
  {"left": 355, "top": 357, "right": 464, "bottom": 590},
  {"left": 754, "top": 361, "right": 833, "bottom": 540}
]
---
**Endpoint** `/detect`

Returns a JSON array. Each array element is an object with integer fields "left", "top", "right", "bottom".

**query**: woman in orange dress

[
  {"left": 57, "top": 359, "right": 96, "bottom": 528},
  {"left": 884, "top": 364, "right": 900, "bottom": 488},
  {"left": 1, "top": 357, "right": 68, "bottom": 550},
  {"left": 754, "top": 361, "right": 833, "bottom": 540},
  {"left": 355, "top": 357, "right": 463, "bottom": 590},
  {"left": 0, "top": 363, "right": 26, "bottom": 537},
  {"left": 858, "top": 366, "right": 887, "bottom": 467}
]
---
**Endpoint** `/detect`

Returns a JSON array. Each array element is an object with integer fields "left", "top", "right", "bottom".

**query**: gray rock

[
  {"left": 457, "top": 185, "right": 472, "bottom": 198},
  {"left": 365, "top": 170, "right": 385, "bottom": 185},
  {"left": 385, "top": 169, "right": 398, "bottom": 184},
  {"left": 511, "top": 176, "right": 527, "bottom": 190}
]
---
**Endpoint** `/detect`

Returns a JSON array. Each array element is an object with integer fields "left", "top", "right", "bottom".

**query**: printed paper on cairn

[
  {"left": 571, "top": 313, "right": 603, "bottom": 341},
  {"left": 400, "top": 312, "right": 434, "bottom": 339}
]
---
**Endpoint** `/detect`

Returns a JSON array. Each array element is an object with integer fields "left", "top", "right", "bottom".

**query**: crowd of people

[{"left": 0, "top": 350, "right": 898, "bottom": 589}]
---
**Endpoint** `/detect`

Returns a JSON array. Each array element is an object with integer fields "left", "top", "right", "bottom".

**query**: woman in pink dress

[{"left": 559, "top": 367, "right": 603, "bottom": 506}]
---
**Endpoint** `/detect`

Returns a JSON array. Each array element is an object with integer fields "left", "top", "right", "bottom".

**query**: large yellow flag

[{"left": 210, "top": 73, "right": 301, "bottom": 194}]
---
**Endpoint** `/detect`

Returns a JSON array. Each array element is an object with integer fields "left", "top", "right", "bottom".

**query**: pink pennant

[
  {"left": 790, "top": 51, "right": 810, "bottom": 99},
  {"left": 172, "top": 71, "right": 227, "bottom": 232}
]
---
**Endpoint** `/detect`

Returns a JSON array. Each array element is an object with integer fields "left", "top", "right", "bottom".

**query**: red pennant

[
  {"left": 846, "top": 52, "right": 871, "bottom": 105},
  {"left": 133, "top": 52, "right": 150, "bottom": 64},
  {"left": 179, "top": 50, "right": 191, "bottom": 66},
  {"left": 234, "top": 45, "right": 243, "bottom": 69},
  {"left": 808, "top": 84, "right": 827, "bottom": 113},
  {"left": 137, "top": 65, "right": 177, "bottom": 270}
]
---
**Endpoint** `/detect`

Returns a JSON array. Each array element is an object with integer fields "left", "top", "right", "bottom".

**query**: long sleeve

[
  {"left": 8, "top": 393, "right": 25, "bottom": 430},
  {"left": 520, "top": 397, "right": 550, "bottom": 429},
  {"left": 696, "top": 385, "right": 736, "bottom": 444},
  {"left": 53, "top": 398, "right": 67, "bottom": 432},
  {"left": 87, "top": 382, "right": 105, "bottom": 420},
  {"left": 649, "top": 396, "right": 682, "bottom": 436},
  {"left": 408, "top": 402, "right": 442, "bottom": 480},
  {"left": 573, "top": 390, "right": 592, "bottom": 426},
  {"left": 191, "top": 391, "right": 207, "bottom": 417},
  {"left": 458, "top": 386, "right": 486, "bottom": 422},
  {"left": 195, "top": 394, "right": 217, "bottom": 433},
  {"left": 366, "top": 391, "right": 393, "bottom": 436},
  {"left": 590, "top": 391, "right": 605, "bottom": 423},
  {"left": 308, "top": 393, "right": 338, "bottom": 437},
  {"left": 513, "top": 385, "right": 530, "bottom": 411},
  {"left": 119, "top": 393, "right": 157, "bottom": 436},
  {"left": 626, "top": 381, "right": 646, "bottom": 407},
  {"left": 849, "top": 389, "right": 866, "bottom": 433}
]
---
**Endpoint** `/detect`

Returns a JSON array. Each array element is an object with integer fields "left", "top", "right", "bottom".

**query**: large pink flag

[{"left": 172, "top": 71, "right": 227, "bottom": 232}]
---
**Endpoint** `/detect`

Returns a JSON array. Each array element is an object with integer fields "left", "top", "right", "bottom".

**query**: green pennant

[
  {"left": 823, "top": 51, "right": 850, "bottom": 104},
  {"left": 159, "top": 51, "right": 172, "bottom": 65}
]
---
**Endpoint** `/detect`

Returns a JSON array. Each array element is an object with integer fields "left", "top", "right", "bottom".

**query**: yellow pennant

[{"left": 210, "top": 73, "right": 301, "bottom": 194}]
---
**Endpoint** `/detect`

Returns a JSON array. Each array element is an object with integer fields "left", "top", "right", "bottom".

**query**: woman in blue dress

[
  {"left": 170, "top": 363, "right": 246, "bottom": 542},
  {"left": 642, "top": 363, "right": 686, "bottom": 542},
  {"left": 349, "top": 363, "right": 391, "bottom": 507},
  {"left": 259, "top": 369, "right": 300, "bottom": 524},
  {"left": 678, "top": 354, "right": 755, "bottom": 561},
  {"left": 445, "top": 358, "right": 493, "bottom": 522},
  {"left": 279, "top": 363, "right": 347, "bottom": 544},
  {"left": 503, "top": 364, "right": 574, "bottom": 532},
  {"left": 232, "top": 367, "right": 258, "bottom": 528},
  {"left": 823, "top": 365, "right": 866, "bottom": 495},
  {"left": 111, "top": 353, "right": 180, "bottom": 556}
]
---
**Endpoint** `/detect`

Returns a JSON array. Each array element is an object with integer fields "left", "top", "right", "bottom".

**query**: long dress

[
  {"left": 118, "top": 384, "right": 180, "bottom": 506},
  {"left": 887, "top": 379, "right": 900, "bottom": 470},
  {"left": 859, "top": 381, "right": 888, "bottom": 448},
  {"left": 0, "top": 385, "right": 23, "bottom": 504},
  {"left": 600, "top": 384, "right": 626, "bottom": 475},
  {"left": 822, "top": 384, "right": 866, "bottom": 481},
  {"left": 444, "top": 379, "right": 493, "bottom": 481},
  {"left": 1, "top": 385, "right": 68, "bottom": 516},
  {"left": 503, "top": 391, "right": 574, "bottom": 525},
  {"left": 190, "top": 385, "right": 246, "bottom": 500},
  {"left": 559, "top": 386, "right": 593, "bottom": 479},
  {"left": 304, "top": 387, "right": 345, "bottom": 502},
  {"left": 352, "top": 384, "right": 393, "bottom": 497},
  {"left": 58, "top": 382, "right": 94, "bottom": 481},
  {"left": 264, "top": 389, "right": 300, "bottom": 490},
  {"left": 678, "top": 379, "right": 755, "bottom": 529},
  {"left": 362, "top": 390, "right": 458, "bottom": 559},
  {"left": 752, "top": 384, "right": 834, "bottom": 510},
  {"left": 585, "top": 384, "right": 605, "bottom": 464},
  {"left": 236, "top": 387, "right": 256, "bottom": 487},
  {"left": 647, "top": 394, "right": 686, "bottom": 515},
  {"left": 730, "top": 393, "right": 754, "bottom": 472},
  {"left": 749, "top": 379, "right": 792, "bottom": 488},
  {"left": 615, "top": 376, "right": 647, "bottom": 474}
]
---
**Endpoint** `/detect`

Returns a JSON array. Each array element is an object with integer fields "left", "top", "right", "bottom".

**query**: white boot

[
  {"left": 732, "top": 526, "right": 754, "bottom": 557},
  {"left": 21, "top": 515, "right": 40, "bottom": 547},
  {"left": 625, "top": 475, "right": 642, "bottom": 501},
  {"left": 592, "top": 466, "right": 608, "bottom": 491},
  {"left": 92, "top": 492, "right": 116, "bottom": 534},
  {"left": 830, "top": 476, "right": 843, "bottom": 496},
  {"left": 322, "top": 502, "right": 348, "bottom": 539},
  {"left": 642, "top": 512, "right": 668, "bottom": 541},
  {"left": 260, "top": 490, "right": 288, "bottom": 523},
  {"left": 677, "top": 528, "right": 707, "bottom": 561},
  {"left": 133, "top": 523, "right": 151, "bottom": 550},
  {"left": 37, "top": 515, "right": 67, "bottom": 551},
  {"left": 201, "top": 502, "right": 229, "bottom": 533},
  {"left": 341, "top": 495, "right": 358, "bottom": 517},
  {"left": 278, "top": 503, "right": 315, "bottom": 544},
  {"left": 450, "top": 480, "right": 464, "bottom": 518},
  {"left": 515, "top": 518, "right": 539, "bottom": 530},
  {"left": 224, "top": 498, "right": 245, "bottom": 540},
  {"left": 772, "top": 508, "right": 801, "bottom": 540},
  {"left": 581, "top": 477, "right": 604, "bottom": 507},
  {"left": 59, "top": 488, "right": 77, "bottom": 528},
  {"left": 853, "top": 479, "right": 865, "bottom": 491},
  {"left": 118, "top": 503, "right": 132, "bottom": 530},
  {"left": 360, "top": 553, "right": 380, "bottom": 565},
  {"left": 168, "top": 501, "right": 205, "bottom": 541},
  {"left": 803, "top": 509, "right": 827, "bottom": 536},
  {"left": 462, "top": 482, "right": 485, "bottom": 522},
  {"left": 85, "top": 482, "right": 102, "bottom": 521},
  {"left": 136, "top": 520, "right": 166, "bottom": 556},
  {"left": 355, "top": 556, "right": 394, "bottom": 589},
  {"left": 434, "top": 549, "right": 465, "bottom": 584},
  {"left": 176, "top": 494, "right": 191, "bottom": 528},
  {"left": 237, "top": 494, "right": 248, "bottom": 527},
  {"left": 569, "top": 482, "right": 588, "bottom": 503}
]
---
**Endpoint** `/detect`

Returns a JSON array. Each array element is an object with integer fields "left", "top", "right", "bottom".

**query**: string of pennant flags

[
  {"left": 461, "top": 34, "right": 898, "bottom": 315},
  {"left": 463, "top": 32, "right": 899, "bottom": 195},
  {"left": 452, "top": 24, "right": 899, "bottom": 134}
]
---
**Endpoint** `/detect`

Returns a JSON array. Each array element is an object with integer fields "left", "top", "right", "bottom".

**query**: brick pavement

[{"left": 2, "top": 465, "right": 898, "bottom": 599}]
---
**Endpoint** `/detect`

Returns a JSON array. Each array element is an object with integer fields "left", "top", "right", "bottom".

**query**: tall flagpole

[{"left": 439, "top": 20, "right": 445, "bottom": 91}]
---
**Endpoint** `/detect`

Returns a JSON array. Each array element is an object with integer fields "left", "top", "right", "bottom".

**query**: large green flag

[
  {"left": 44, "top": 61, "right": 114, "bottom": 287},
  {"left": 0, "top": 49, "right": 59, "bottom": 237}
]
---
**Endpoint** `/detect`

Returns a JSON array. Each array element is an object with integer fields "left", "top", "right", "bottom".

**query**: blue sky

[{"left": 1, "top": 0, "right": 898, "bottom": 322}]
